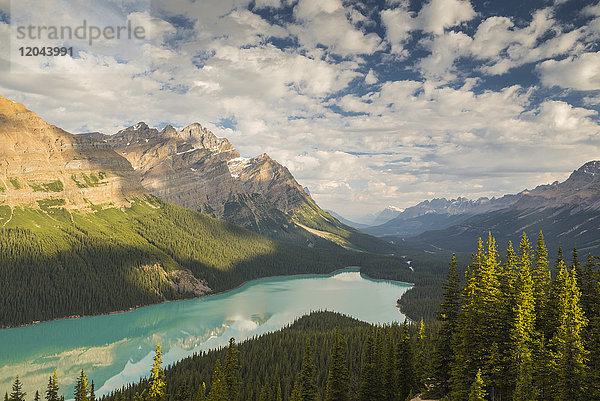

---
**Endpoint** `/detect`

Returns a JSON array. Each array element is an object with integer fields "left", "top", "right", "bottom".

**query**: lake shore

[{"left": 1, "top": 266, "right": 414, "bottom": 330}]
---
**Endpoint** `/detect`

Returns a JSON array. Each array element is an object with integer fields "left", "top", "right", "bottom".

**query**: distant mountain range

[
  {"left": 80, "top": 123, "right": 393, "bottom": 253},
  {"left": 367, "top": 161, "right": 600, "bottom": 254}
]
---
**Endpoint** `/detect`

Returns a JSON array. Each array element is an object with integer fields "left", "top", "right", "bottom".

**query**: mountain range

[
  {"left": 80, "top": 123, "right": 392, "bottom": 253},
  {"left": 367, "top": 162, "right": 600, "bottom": 254},
  {"left": 0, "top": 94, "right": 403, "bottom": 327}
]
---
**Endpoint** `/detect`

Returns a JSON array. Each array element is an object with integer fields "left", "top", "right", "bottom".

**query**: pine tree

[
  {"left": 223, "top": 338, "right": 241, "bottom": 400},
  {"left": 433, "top": 254, "right": 461, "bottom": 397},
  {"left": 452, "top": 235, "right": 502, "bottom": 399},
  {"left": 8, "top": 377, "right": 26, "bottom": 401},
  {"left": 571, "top": 246, "right": 581, "bottom": 287},
  {"left": 194, "top": 383, "right": 206, "bottom": 401},
  {"left": 325, "top": 330, "right": 350, "bottom": 401},
  {"left": 34, "top": 391, "right": 40, "bottom": 401},
  {"left": 358, "top": 329, "right": 383, "bottom": 401},
  {"left": 532, "top": 231, "right": 550, "bottom": 327},
  {"left": 297, "top": 342, "right": 318, "bottom": 401},
  {"left": 45, "top": 370, "right": 59, "bottom": 401},
  {"left": 208, "top": 361, "right": 228, "bottom": 401},
  {"left": 290, "top": 380, "right": 302, "bottom": 401},
  {"left": 397, "top": 322, "right": 416, "bottom": 400},
  {"left": 416, "top": 319, "right": 428, "bottom": 389},
  {"left": 451, "top": 238, "right": 485, "bottom": 400},
  {"left": 555, "top": 244, "right": 564, "bottom": 272},
  {"left": 382, "top": 328, "right": 397, "bottom": 401},
  {"left": 148, "top": 345, "right": 166, "bottom": 401},
  {"left": 74, "top": 371, "right": 90, "bottom": 401},
  {"left": 582, "top": 254, "right": 600, "bottom": 399},
  {"left": 550, "top": 263, "right": 588, "bottom": 401},
  {"left": 90, "top": 381, "right": 95, "bottom": 401},
  {"left": 511, "top": 236, "right": 536, "bottom": 401},
  {"left": 468, "top": 370, "right": 487, "bottom": 401}
]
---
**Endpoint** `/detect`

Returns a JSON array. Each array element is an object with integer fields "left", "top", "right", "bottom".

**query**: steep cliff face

[
  {"left": 0, "top": 95, "right": 143, "bottom": 208},
  {"left": 83, "top": 122, "right": 394, "bottom": 252}
]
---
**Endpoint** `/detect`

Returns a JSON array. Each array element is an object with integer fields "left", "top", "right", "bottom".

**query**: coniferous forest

[
  {"left": 0, "top": 198, "right": 414, "bottom": 328},
  {"left": 5, "top": 232, "right": 600, "bottom": 400}
]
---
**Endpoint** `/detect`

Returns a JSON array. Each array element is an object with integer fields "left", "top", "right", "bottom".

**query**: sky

[{"left": 0, "top": 0, "right": 599, "bottom": 220}]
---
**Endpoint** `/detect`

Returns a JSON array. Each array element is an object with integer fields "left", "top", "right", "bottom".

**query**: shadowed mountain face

[
  {"left": 81, "top": 123, "right": 395, "bottom": 253},
  {"left": 401, "top": 161, "right": 600, "bottom": 253},
  {"left": 0, "top": 95, "right": 144, "bottom": 208}
]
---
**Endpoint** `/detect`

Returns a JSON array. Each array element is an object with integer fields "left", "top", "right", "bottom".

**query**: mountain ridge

[{"left": 80, "top": 121, "right": 394, "bottom": 253}]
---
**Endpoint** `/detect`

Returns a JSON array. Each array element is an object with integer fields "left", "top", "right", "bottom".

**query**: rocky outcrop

[
  {"left": 0, "top": 95, "right": 144, "bottom": 208},
  {"left": 83, "top": 122, "right": 317, "bottom": 238}
]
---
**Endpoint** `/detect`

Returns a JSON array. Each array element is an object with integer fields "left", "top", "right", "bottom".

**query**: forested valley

[
  {"left": 0, "top": 197, "right": 412, "bottom": 328},
  {"left": 5, "top": 231, "right": 600, "bottom": 401}
]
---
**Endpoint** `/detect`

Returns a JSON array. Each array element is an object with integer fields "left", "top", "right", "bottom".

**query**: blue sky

[{"left": 0, "top": 0, "right": 599, "bottom": 219}]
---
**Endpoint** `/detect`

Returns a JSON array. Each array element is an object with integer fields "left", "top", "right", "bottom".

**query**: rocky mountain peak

[{"left": 574, "top": 161, "right": 600, "bottom": 178}]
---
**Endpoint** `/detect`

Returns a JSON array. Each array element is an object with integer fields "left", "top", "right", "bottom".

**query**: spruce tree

[
  {"left": 416, "top": 319, "right": 428, "bottom": 390},
  {"left": 511, "top": 237, "right": 536, "bottom": 401},
  {"left": 532, "top": 231, "right": 550, "bottom": 327},
  {"left": 34, "top": 391, "right": 40, "bottom": 401},
  {"left": 223, "top": 338, "right": 241, "bottom": 400},
  {"left": 550, "top": 263, "right": 588, "bottom": 401},
  {"left": 358, "top": 329, "right": 383, "bottom": 401},
  {"left": 325, "top": 330, "right": 350, "bottom": 401},
  {"left": 290, "top": 380, "right": 302, "bottom": 401},
  {"left": 571, "top": 246, "right": 581, "bottom": 286},
  {"left": 208, "top": 361, "right": 228, "bottom": 401},
  {"left": 90, "top": 382, "right": 95, "bottom": 401},
  {"left": 468, "top": 370, "right": 487, "bottom": 401},
  {"left": 297, "top": 342, "right": 318, "bottom": 401},
  {"left": 8, "top": 377, "right": 26, "bottom": 401},
  {"left": 45, "top": 370, "right": 59, "bottom": 401},
  {"left": 194, "top": 383, "right": 206, "bottom": 401},
  {"left": 452, "top": 235, "right": 502, "bottom": 399},
  {"left": 397, "top": 322, "right": 416, "bottom": 400},
  {"left": 382, "top": 327, "right": 397, "bottom": 401},
  {"left": 74, "top": 371, "right": 90, "bottom": 401},
  {"left": 148, "top": 345, "right": 166, "bottom": 401},
  {"left": 433, "top": 254, "right": 461, "bottom": 397}
]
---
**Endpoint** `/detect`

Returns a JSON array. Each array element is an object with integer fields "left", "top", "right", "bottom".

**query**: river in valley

[{"left": 0, "top": 268, "right": 411, "bottom": 397}]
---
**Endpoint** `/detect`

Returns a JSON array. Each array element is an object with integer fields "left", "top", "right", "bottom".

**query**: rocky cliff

[
  {"left": 0, "top": 95, "right": 144, "bottom": 208},
  {"left": 81, "top": 122, "right": 395, "bottom": 253}
]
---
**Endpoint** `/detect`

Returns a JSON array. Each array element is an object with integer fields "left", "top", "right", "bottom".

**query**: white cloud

[
  {"left": 290, "top": 0, "right": 382, "bottom": 56},
  {"left": 417, "top": 0, "right": 476, "bottom": 35},
  {"left": 537, "top": 52, "right": 600, "bottom": 90},
  {"left": 1, "top": 0, "right": 599, "bottom": 219},
  {"left": 365, "top": 69, "right": 378, "bottom": 85},
  {"left": 380, "top": 6, "right": 415, "bottom": 55}
]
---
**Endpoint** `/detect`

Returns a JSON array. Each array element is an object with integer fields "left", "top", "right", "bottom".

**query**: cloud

[
  {"left": 417, "top": 0, "right": 476, "bottom": 35},
  {"left": 537, "top": 52, "right": 600, "bottom": 90},
  {"left": 380, "top": 6, "right": 415, "bottom": 55},
  {"left": 365, "top": 69, "right": 378, "bottom": 84},
  {"left": 1, "top": 0, "right": 599, "bottom": 219},
  {"left": 290, "top": 0, "right": 383, "bottom": 56}
]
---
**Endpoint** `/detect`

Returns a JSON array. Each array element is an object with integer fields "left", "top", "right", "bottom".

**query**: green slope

[
  {"left": 290, "top": 197, "right": 398, "bottom": 254},
  {"left": 0, "top": 197, "right": 408, "bottom": 327}
]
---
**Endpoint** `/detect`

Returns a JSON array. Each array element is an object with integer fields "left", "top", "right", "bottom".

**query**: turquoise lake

[{"left": 0, "top": 268, "right": 411, "bottom": 398}]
